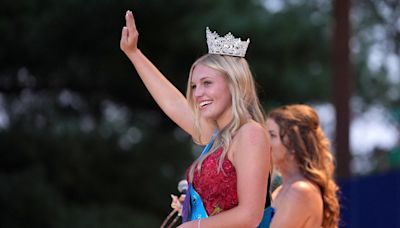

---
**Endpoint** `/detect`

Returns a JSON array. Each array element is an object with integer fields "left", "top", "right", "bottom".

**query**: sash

[
  {"left": 188, "top": 183, "right": 208, "bottom": 220},
  {"left": 181, "top": 131, "right": 218, "bottom": 222}
]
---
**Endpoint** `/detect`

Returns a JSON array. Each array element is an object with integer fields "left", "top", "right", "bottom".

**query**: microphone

[
  {"left": 160, "top": 180, "right": 188, "bottom": 228},
  {"left": 177, "top": 180, "right": 188, "bottom": 194}
]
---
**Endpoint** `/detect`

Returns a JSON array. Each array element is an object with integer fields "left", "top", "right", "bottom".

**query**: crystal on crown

[{"left": 206, "top": 27, "right": 250, "bottom": 57}]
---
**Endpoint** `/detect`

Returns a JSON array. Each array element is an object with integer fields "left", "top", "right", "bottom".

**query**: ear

[{"left": 288, "top": 149, "right": 296, "bottom": 160}]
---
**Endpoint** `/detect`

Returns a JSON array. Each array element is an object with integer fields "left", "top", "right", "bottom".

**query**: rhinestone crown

[{"left": 206, "top": 27, "right": 250, "bottom": 57}]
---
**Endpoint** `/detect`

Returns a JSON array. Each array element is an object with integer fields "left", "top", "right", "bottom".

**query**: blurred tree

[
  {"left": 0, "top": 0, "right": 398, "bottom": 226},
  {"left": 352, "top": 0, "right": 400, "bottom": 107}
]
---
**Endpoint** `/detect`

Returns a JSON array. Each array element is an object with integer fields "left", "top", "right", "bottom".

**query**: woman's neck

[
  {"left": 279, "top": 165, "right": 304, "bottom": 187},
  {"left": 215, "top": 107, "right": 233, "bottom": 130}
]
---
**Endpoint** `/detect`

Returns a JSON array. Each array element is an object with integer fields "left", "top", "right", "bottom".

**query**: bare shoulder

[
  {"left": 229, "top": 120, "right": 269, "bottom": 165},
  {"left": 288, "top": 180, "right": 322, "bottom": 206},
  {"left": 270, "top": 181, "right": 323, "bottom": 228},
  {"left": 234, "top": 121, "right": 268, "bottom": 144}
]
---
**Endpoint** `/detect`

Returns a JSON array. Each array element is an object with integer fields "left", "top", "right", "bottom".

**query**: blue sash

[
  {"left": 188, "top": 183, "right": 208, "bottom": 220},
  {"left": 181, "top": 131, "right": 218, "bottom": 222}
]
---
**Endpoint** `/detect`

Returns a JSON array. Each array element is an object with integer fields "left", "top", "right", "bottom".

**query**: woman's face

[
  {"left": 266, "top": 118, "right": 288, "bottom": 168},
  {"left": 191, "top": 64, "right": 232, "bottom": 127}
]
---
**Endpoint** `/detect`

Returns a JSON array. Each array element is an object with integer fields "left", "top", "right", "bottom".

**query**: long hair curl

[{"left": 268, "top": 104, "right": 339, "bottom": 228}]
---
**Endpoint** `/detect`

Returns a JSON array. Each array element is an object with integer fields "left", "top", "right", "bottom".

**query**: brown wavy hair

[{"left": 268, "top": 104, "right": 339, "bottom": 228}]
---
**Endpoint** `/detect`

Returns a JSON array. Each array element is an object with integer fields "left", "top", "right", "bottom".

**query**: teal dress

[
  {"left": 259, "top": 206, "right": 275, "bottom": 227},
  {"left": 258, "top": 174, "right": 275, "bottom": 228}
]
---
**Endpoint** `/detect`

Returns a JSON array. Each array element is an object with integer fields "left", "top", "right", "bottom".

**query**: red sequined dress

[{"left": 191, "top": 147, "right": 238, "bottom": 216}]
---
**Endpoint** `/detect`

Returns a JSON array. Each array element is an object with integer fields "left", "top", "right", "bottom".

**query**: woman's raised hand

[{"left": 120, "top": 10, "right": 139, "bottom": 55}]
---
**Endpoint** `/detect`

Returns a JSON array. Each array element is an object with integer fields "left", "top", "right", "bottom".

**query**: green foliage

[
  {"left": 0, "top": 90, "right": 192, "bottom": 227},
  {"left": 0, "top": 0, "right": 398, "bottom": 226}
]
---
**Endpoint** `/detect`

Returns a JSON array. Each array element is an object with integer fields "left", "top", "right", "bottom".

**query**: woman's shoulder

[
  {"left": 271, "top": 180, "right": 323, "bottom": 227},
  {"left": 228, "top": 120, "right": 269, "bottom": 163},
  {"left": 234, "top": 120, "right": 268, "bottom": 142},
  {"left": 287, "top": 180, "right": 322, "bottom": 205}
]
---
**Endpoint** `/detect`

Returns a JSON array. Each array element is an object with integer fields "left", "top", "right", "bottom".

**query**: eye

[
  {"left": 203, "top": 81, "right": 212, "bottom": 86},
  {"left": 191, "top": 84, "right": 196, "bottom": 89}
]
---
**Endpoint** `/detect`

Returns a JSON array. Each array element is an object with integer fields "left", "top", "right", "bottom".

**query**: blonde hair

[
  {"left": 268, "top": 104, "right": 340, "bottom": 228},
  {"left": 186, "top": 54, "right": 265, "bottom": 182}
]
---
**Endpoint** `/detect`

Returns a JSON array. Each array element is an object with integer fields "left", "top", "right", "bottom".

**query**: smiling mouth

[{"left": 199, "top": 100, "right": 212, "bottom": 109}]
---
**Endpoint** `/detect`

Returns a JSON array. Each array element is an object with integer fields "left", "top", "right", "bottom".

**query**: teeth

[{"left": 199, "top": 101, "right": 212, "bottom": 107}]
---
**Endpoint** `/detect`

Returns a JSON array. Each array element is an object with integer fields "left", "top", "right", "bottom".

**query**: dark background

[{"left": 0, "top": 0, "right": 399, "bottom": 227}]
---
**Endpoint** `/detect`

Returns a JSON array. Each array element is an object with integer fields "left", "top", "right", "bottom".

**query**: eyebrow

[{"left": 191, "top": 77, "right": 212, "bottom": 84}]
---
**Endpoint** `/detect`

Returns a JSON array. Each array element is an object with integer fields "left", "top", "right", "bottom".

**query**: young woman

[
  {"left": 120, "top": 10, "right": 271, "bottom": 227},
  {"left": 267, "top": 104, "right": 340, "bottom": 228}
]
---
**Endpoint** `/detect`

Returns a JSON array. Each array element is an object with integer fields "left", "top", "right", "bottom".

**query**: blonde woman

[
  {"left": 120, "top": 10, "right": 271, "bottom": 227},
  {"left": 267, "top": 104, "right": 340, "bottom": 228}
]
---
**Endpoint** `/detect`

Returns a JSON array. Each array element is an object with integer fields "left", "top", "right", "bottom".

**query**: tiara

[{"left": 206, "top": 27, "right": 250, "bottom": 57}]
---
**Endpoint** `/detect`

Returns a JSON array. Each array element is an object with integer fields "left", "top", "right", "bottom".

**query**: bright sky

[{"left": 315, "top": 102, "right": 399, "bottom": 155}]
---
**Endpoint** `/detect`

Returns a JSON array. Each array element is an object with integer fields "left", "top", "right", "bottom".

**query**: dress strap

[{"left": 199, "top": 129, "right": 218, "bottom": 157}]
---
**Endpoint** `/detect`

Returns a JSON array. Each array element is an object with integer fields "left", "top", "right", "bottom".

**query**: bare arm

[
  {"left": 178, "top": 122, "right": 271, "bottom": 227},
  {"left": 120, "top": 10, "right": 213, "bottom": 143}
]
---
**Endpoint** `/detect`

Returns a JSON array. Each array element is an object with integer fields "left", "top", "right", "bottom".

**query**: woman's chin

[{"left": 200, "top": 112, "right": 215, "bottom": 120}]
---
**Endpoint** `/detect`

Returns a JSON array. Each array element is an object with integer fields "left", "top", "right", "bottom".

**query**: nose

[{"left": 193, "top": 86, "right": 203, "bottom": 98}]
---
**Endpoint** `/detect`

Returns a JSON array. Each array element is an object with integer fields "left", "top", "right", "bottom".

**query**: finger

[
  {"left": 120, "top": 26, "right": 128, "bottom": 48},
  {"left": 125, "top": 10, "right": 137, "bottom": 36},
  {"left": 121, "top": 26, "right": 128, "bottom": 41}
]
